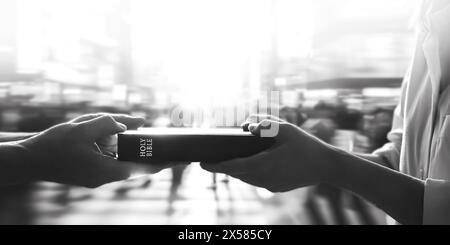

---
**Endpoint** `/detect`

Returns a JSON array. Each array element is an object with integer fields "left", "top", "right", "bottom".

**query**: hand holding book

[
  {"left": 201, "top": 115, "right": 335, "bottom": 192},
  {"left": 4, "top": 114, "right": 181, "bottom": 188},
  {"left": 117, "top": 128, "right": 276, "bottom": 163}
]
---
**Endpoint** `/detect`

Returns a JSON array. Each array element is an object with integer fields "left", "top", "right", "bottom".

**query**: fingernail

[{"left": 117, "top": 122, "right": 127, "bottom": 131}]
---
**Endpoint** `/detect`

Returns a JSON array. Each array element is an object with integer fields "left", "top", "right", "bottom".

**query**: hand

[
  {"left": 70, "top": 113, "right": 184, "bottom": 175},
  {"left": 69, "top": 113, "right": 143, "bottom": 157},
  {"left": 17, "top": 114, "right": 172, "bottom": 188},
  {"left": 201, "top": 116, "right": 337, "bottom": 193},
  {"left": 241, "top": 114, "right": 285, "bottom": 131}
]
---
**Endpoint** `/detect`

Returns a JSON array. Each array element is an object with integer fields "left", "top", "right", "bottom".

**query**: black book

[{"left": 117, "top": 128, "right": 276, "bottom": 163}]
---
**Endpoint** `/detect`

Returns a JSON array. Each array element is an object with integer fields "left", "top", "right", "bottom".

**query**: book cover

[{"left": 117, "top": 128, "right": 276, "bottom": 163}]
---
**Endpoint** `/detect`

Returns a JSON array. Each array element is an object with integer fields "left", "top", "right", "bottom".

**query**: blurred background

[{"left": 0, "top": 0, "right": 419, "bottom": 225}]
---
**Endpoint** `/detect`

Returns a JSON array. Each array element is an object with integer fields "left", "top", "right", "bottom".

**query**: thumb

[
  {"left": 79, "top": 115, "right": 127, "bottom": 141},
  {"left": 242, "top": 115, "right": 284, "bottom": 131},
  {"left": 248, "top": 119, "right": 280, "bottom": 138},
  {"left": 95, "top": 154, "right": 133, "bottom": 183}
]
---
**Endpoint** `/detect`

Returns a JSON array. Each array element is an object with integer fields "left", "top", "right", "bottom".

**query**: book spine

[{"left": 118, "top": 134, "right": 165, "bottom": 163}]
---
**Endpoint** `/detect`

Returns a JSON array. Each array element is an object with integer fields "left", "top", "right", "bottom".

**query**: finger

[
  {"left": 93, "top": 142, "right": 103, "bottom": 154},
  {"left": 201, "top": 151, "right": 268, "bottom": 175},
  {"left": 247, "top": 119, "right": 280, "bottom": 138},
  {"left": 201, "top": 160, "right": 246, "bottom": 175},
  {"left": 247, "top": 114, "right": 284, "bottom": 123},
  {"left": 72, "top": 113, "right": 145, "bottom": 130},
  {"left": 135, "top": 162, "right": 190, "bottom": 174},
  {"left": 242, "top": 115, "right": 283, "bottom": 131},
  {"left": 71, "top": 113, "right": 107, "bottom": 123},
  {"left": 97, "top": 134, "right": 118, "bottom": 147},
  {"left": 94, "top": 154, "right": 133, "bottom": 184},
  {"left": 108, "top": 114, "right": 145, "bottom": 130},
  {"left": 97, "top": 134, "right": 118, "bottom": 154},
  {"left": 79, "top": 115, "right": 127, "bottom": 141},
  {"left": 241, "top": 115, "right": 262, "bottom": 131},
  {"left": 230, "top": 174, "right": 267, "bottom": 189}
]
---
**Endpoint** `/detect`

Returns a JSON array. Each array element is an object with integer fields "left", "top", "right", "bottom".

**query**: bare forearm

[
  {"left": 355, "top": 153, "right": 394, "bottom": 169},
  {"left": 326, "top": 148, "right": 424, "bottom": 225},
  {"left": 0, "top": 142, "right": 30, "bottom": 186},
  {"left": 0, "top": 133, "right": 37, "bottom": 143}
]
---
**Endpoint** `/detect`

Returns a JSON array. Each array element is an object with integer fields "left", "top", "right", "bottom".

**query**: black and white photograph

[{"left": 0, "top": 0, "right": 448, "bottom": 229}]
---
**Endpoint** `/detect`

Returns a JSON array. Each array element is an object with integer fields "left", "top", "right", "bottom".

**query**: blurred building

[{"left": 1, "top": 0, "right": 418, "bottom": 109}]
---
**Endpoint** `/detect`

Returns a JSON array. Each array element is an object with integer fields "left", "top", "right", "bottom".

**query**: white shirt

[{"left": 374, "top": 0, "right": 450, "bottom": 224}]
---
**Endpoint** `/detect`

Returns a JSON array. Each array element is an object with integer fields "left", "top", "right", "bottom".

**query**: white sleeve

[
  {"left": 423, "top": 179, "right": 450, "bottom": 225},
  {"left": 372, "top": 105, "right": 403, "bottom": 170},
  {"left": 372, "top": 75, "right": 408, "bottom": 171}
]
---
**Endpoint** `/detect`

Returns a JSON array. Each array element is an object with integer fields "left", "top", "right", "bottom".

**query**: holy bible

[{"left": 117, "top": 128, "right": 276, "bottom": 163}]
